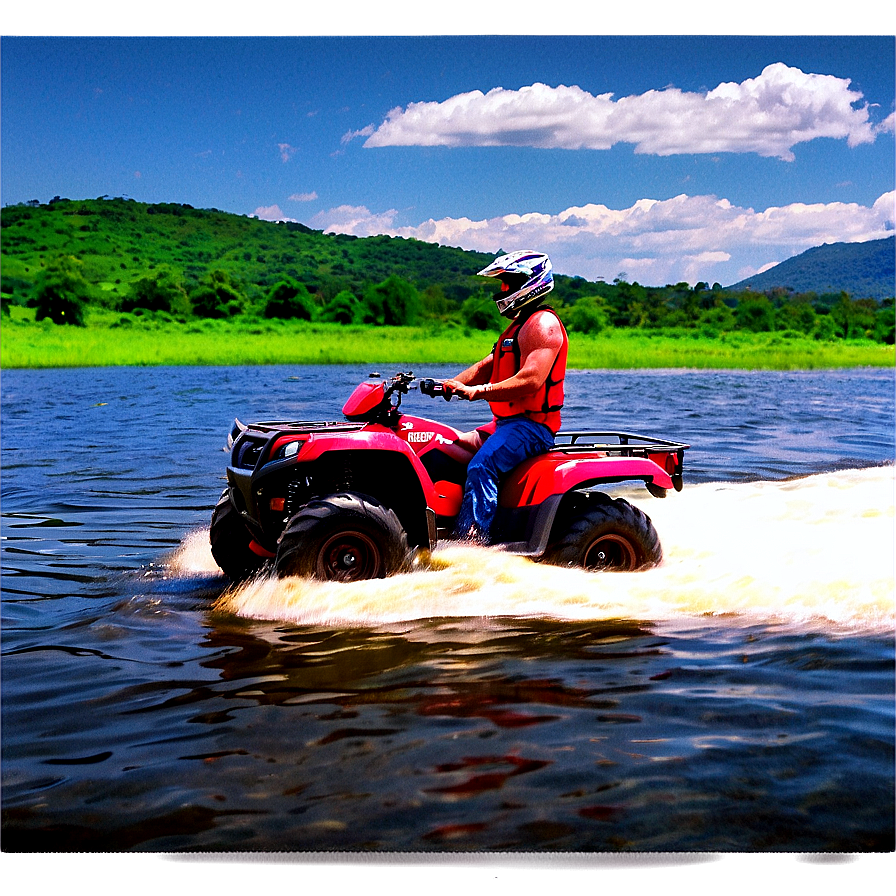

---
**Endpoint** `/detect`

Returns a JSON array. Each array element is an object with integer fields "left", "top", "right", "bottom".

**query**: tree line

[{"left": 1, "top": 197, "right": 893, "bottom": 344}]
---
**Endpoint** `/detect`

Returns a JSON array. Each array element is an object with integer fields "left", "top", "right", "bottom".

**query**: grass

[{"left": 2, "top": 307, "right": 894, "bottom": 370}]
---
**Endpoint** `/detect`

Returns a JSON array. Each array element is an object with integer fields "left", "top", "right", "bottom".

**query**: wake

[{"left": 168, "top": 466, "right": 895, "bottom": 634}]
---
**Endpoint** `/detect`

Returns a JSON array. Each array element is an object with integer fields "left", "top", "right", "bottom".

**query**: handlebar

[
  {"left": 419, "top": 378, "right": 469, "bottom": 401},
  {"left": 366, "top": 372, "right": 468, "bottom": 402}
]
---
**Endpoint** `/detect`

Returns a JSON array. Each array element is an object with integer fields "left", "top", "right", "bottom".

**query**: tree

[
  {"left": 830, "top": 293, "right": 877, "bottom": 339},
  {"left": 264, "top": 278, "right": 316, "bottom": 320},
  {"left": 319, "top": 289, "right": 363, "bottom": 324},
  {"left": 814, "top": 314, "right": 838, "bottom": 341},
  {"left": 30, "top": 255, "right": 91, "bottom": 325},
  {"left": 189, "top": 269, "right": 245, "bottom": 318},
  {"left": 460, "top": 291, "right": 503, "bottom": 331},
  {"left": 122, "top": 267, "right": 190, "bottom": 315},
  {"left": 734, "top": 294, "right": 775, "bottom": 332},
  {"left": 421, "top": 284, "right": 450, "bottom": 319},
  {"left": 608, "top": 280, "right": 648, "bottom": 327},
  {"left": 363, "top": 275, "right": 421, "bottom": 325},
  {"left": 774, "top": 296, "right": 816, "bottom": 334},
  {"left": 565, "top": 296, "right": 609, "bottom": 334},
  {"left": 875, "top": 298, "right": 895, "bottom": 344},
  {"left": 698, "top": 303, "right": 736, "bottom": 331}
]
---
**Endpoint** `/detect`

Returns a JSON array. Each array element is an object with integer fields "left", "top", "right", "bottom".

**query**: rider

[{"left": 443, "top": 250, "right": 569, "bottom": 543}]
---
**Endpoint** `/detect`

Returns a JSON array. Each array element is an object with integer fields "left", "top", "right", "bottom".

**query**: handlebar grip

[{"left": 420, "top": 378, "right": 453, "bottom": 400}]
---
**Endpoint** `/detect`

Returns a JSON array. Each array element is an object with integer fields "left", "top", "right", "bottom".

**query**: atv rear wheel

[
  {"left": 276, "top": 493, "right": 409, "bottom": 582},
  {"left": 544, "top": 496, "right": 662, "bottom": 572},
  {"left": 210, "top": 491, "right": 268, "bottom": 581}
]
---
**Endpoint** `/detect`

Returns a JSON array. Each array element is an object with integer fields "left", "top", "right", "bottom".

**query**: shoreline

[{"left": 2, "top": 316, "right": 894, "bottom": 371}]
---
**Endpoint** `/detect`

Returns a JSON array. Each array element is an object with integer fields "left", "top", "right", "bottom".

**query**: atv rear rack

[{"left": 553, "top": 430, "right": 690, "bottom": 457}]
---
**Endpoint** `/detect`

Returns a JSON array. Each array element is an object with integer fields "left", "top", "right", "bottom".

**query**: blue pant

[{"left": 456, "top": 416, "right": 555, "bottom": 542}]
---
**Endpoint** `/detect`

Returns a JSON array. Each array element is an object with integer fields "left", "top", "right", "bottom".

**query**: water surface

[{"left": 2, "top": 366, "right": 893, "bottom": 852}]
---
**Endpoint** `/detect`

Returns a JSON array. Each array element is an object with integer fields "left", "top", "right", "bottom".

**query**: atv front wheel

[
  {"left": 276, "top": 493, "right": 409, "bottom": 582},
  {"left": 210, "top": 491, "right": 268, "bottom": 581},
  {"left": 544, "top": 496, "right": 662, "bottom": 572}
]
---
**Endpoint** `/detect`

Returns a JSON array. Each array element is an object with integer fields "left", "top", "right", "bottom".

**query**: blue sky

[{"left": 2, "top": 25, "right": 894, "bottom": 286}]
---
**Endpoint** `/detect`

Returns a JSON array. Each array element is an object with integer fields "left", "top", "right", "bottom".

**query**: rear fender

[{"left": 499, "top": 454, "right": 675, "bottom": 509}]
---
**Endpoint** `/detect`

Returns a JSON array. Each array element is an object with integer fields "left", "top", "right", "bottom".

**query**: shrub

[
  {"left": 30, "top": 255, "right": 91, "bottom": 325},
  {"left": 874, "top": 299, "right": 895, "bottom": 344},
  {"left": 189, "top": 269, "right": 246, "bottom": 318},
  {"left": 460, "top": 291, "right": 503, "bottom": 330},
  {"left": 264, "top": 278, "right": 316, "bottom": 320},
  {"left": 319, "top": 289, "right": 363, "bottom": 324},
  {"left": 122, "top": 267, "right": 191, "bottom": 315},
  {"left": 363, "top": 275, "right": 421, "bottom": 326},
  {"left": 735, "top": 295, "right": 775, "bottom": 332},
  {"left": 813, "top": 314, "right": 838, "bottom": 341},
  {"left": 699, "top": 304, "right": 736, "bottom": 331},
  {"left": 565, "top": 296, "right": 609, "bottom": 334}
]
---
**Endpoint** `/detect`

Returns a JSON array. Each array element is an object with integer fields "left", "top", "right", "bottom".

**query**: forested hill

[
  {"left": 727, "top": 236, "right": 895, "bottom": 300},
  {"left": 2, "top": 197, "right": 893, "bottom": 343},
  {"left": 0, "top": 197, "right": 496, "bottom": 308}
]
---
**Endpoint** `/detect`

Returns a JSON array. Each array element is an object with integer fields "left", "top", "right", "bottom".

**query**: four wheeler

[{"left": 210, "top": 371, "right": 689, "bottom": 583}]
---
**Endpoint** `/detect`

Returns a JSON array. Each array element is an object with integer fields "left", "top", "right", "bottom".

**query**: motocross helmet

[{"left": 477, "top": 251, "right": 554, "bottom": 318}]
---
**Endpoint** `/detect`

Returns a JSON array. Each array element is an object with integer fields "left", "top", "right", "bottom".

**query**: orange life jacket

[{"left": 488, "top": 305, "right": 568, "bottom": 433}]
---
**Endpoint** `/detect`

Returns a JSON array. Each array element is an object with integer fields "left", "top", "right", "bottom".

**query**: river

[{"left": 1, "top": 365, "right": 893, "bottom": 858}]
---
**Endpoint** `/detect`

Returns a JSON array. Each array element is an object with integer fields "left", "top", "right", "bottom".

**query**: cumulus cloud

[
  {"left": 311, "top": 190, "right": 895, "bottom": 286},
  {"left": 357, "top": 64, "right": 881, "bottom": 160},
  {"left": 252, "top": 205, "right": 296, "bottom": 223},
  {"left": 308, "top": 204, "right": 399, "bottom": 236}
]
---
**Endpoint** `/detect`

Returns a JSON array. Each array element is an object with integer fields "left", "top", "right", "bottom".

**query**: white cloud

[
  {"left": 252, "top": 205, "right": 297, "bottom": 223},
  {"left": 341, "top": 124, "right": 376, "bottom": 145},
  {"left": 310, "top": 190, "right": 895, "bottom": 286},
  {"left": 278, "top": 143, "right": 298, "bottom": 162},
  {"left": 357, "top": 64, "right": 881, "bottom": 160},
  {"left": 289, "top": 191, "right": 319, "bottom": 202},
  {"left": 309, "top": 204, "right": 399, "bottom": 236}
]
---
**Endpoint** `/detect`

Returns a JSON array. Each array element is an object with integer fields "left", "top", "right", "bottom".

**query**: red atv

[{"left": 210, "top": 371, "right": 688, "bottom": 583}]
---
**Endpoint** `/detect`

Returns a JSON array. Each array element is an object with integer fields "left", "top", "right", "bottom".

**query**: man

[{"left": 444, "top": 251, "right": 569, "bottom": 543}]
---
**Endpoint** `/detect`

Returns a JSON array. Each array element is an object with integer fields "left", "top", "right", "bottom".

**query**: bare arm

[
  {"left": 447, "top": 311, "right": 563, "bottom": 401},
  {"left": 448, "top": 353, "right": 494, "bottom": 387}
]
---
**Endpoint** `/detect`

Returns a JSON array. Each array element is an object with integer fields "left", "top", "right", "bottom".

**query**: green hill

[
  {"left": 727, "top": 237, "right": 895, "bottom": 300},
  {"left": 1, "top": 197, "right": 892, "bottom": 345},
  {"left": 0, "top": 196, "right": 497, "bottom": 309}
]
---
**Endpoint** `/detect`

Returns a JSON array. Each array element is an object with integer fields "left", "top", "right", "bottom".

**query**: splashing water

[{"left": 169, "top": 467, "right": 894, "bottom": 633}]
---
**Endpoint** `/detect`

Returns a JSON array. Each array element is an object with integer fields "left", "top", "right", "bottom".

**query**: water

[{"left": 1, "top": 365, "right": 894, "bottom": 855}]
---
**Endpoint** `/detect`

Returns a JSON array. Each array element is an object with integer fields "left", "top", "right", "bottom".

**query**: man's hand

[{"left": 442, "top": 378, "right": 475, "bottom": 400}]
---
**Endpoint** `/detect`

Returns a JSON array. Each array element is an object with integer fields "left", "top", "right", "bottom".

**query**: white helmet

[{"left": 477, "top": 250, "right": 554, "bottom": 318}]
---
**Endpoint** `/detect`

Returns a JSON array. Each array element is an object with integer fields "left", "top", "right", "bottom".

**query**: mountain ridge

[{"left": 727, "top": 236, "right": 894, "bottom": 299}]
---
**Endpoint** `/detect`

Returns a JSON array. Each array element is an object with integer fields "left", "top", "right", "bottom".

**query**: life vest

[{"left": 488, "top": 305, "right": 568, "bottom": 433}]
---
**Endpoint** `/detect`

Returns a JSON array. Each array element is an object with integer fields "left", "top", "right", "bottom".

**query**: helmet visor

[{"left": 494, "top": 272, "right": 529, "bottom": 315}]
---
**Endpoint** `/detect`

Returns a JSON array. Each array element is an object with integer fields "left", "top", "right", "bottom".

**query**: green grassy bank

[{"left": 2, "top": 310, "right": 894, "bottom": 370}]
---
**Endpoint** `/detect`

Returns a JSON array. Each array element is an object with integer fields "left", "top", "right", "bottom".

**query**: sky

[{"left": 1, "top": 16, "right": 894, "bottom": 287}]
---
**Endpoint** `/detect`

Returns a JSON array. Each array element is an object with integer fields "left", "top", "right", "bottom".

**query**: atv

[{"left": 210, "top": 371, "right": 689, "bottom": 583}]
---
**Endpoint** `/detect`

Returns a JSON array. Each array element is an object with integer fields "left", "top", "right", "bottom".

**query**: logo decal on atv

[{"left": 407, "top": 431, "right": 434, "bottom": 443}]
